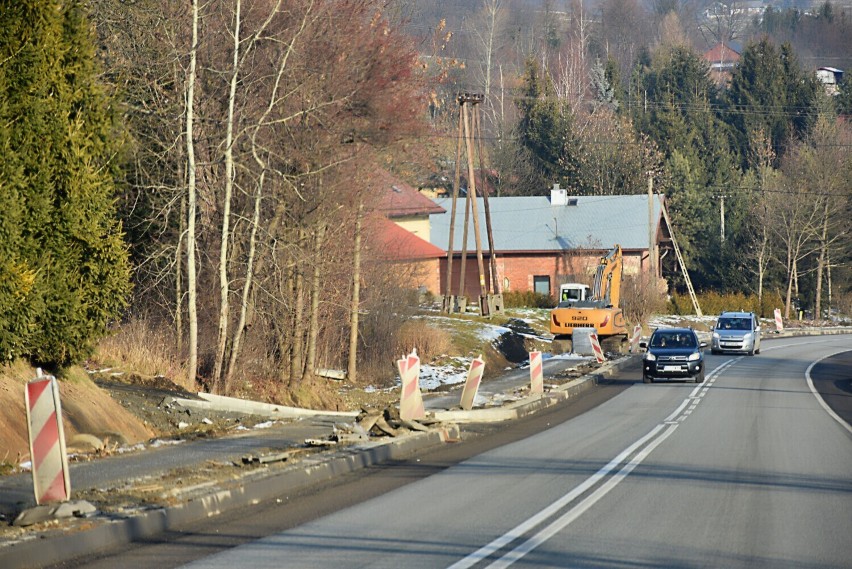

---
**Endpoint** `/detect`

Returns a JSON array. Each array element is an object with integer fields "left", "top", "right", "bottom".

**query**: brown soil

[{"left": 0, "top": 373, "right": 157, "bottom": 471}]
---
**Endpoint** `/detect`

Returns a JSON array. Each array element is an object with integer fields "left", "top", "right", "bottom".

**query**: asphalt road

[{"left": 53, "top": 335, "right": 852, "bottom": 569}]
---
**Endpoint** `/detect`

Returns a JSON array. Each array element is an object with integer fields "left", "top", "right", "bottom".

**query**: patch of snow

[
  {"left": 477, "top": 323, "right": 512, "bottom": 341},
  {"left": 149, "top": 439, "right": 185, "bottom": 448},
  {"left": 253, "top": 421, "right": 276, "bottom": 429},
  {"left": 546, "top": 352, "right": 591, "bottom": 361},
  {"left": 419, "top": 359, "right": 471, "bottom": 390},
  {"left": 116, "top": 443, "right": 147, "bottom": 454}
]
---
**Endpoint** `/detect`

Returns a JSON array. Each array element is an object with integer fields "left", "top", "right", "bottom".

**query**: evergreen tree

[
  {"left": 0, "top": 0, "right": 131, "bottom": 365},
  {"left": 836, "top": 75, "right": 852, "bottom": 116},
  {"left": 725, "top": 38, "right": 818, "bottom": 167},
  {"left": 632, "top": 45, "right": 742, "bottom": 291},
  {"left": 515, "top": 58, "right": 576, "bottom": 192},
  {"left": 591, "top": 59, "right": 619, "bottom": 111}
]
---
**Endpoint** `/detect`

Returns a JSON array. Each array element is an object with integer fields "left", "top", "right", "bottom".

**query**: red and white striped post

[
  {"left": 628, "top": 325, "right": 642, "bottom": 353},
  {"left": 398, "top": 350, "right": 425, "bottom": 421},
  {"left": 529, "top": 351, "right": 543, "bottom": 395},
  {"left": 25, "top": 371, "right": 71, "bottom": 505},
  {"left": 774, "top": 308, "right": 784, "bottom": 332},
  {"left": 459, "top": 356, "right": 485, "bottom": 410},
  {"left": 589, "top": 333, "right": 606, "bottom": 364}
]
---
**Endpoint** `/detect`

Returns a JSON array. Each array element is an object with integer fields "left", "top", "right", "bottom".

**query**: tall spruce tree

[
  {"left": 516, "top": 59, "right": 576, "bottom": 192},
  {"left": 725, "top": 38, "right": 818, "bottom": 167},
  {"left": 632, "top": 45, "right": 741, "bottom": 291},
  {"left": 0, "top": 0, "right": 130, "bottom": 366}
]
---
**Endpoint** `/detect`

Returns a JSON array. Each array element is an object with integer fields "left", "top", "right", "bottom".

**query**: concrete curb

[
  {"left": 0, "top": 355, "right": 640, "bottom": 568},
  {"left": 430, "top": 354, "right": 640, "bottom": 424},
  {"left": 172, "top": 392, "right": 360, "bottom": 419},
  {"left": 0, "top": 425, "right": 460, "bottom": 569},
  {"left": 768, "top": 327, "right": 852, "bottom": 339}
]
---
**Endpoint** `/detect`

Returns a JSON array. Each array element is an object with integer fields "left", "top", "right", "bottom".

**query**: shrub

[
  {"left": 670, "top": 290, "right": 785, "bottom": 318},
  {"left": 502, "top": 291, "right": 556, "bottom": 309},
  {"left": 621, "top": 274, "right": 667, "bottom": 327}
]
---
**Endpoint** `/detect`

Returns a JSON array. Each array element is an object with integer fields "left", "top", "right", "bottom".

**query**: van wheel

[{"left": 643, "top": 374, "right": 653, "bottom": 384}]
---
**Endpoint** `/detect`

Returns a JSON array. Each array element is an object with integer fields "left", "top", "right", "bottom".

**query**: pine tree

[
  {"left": 515, "top": 59, "right": 576, "bottom": 191},
  {"left": 725, "top": 38, "right": 818, "bottom": 166},
  {"left": 0, "top": 0, "right": 131, "bottom": 365},
  {"left": 632, "top": 45, "right": 741, "bottom": 291}
]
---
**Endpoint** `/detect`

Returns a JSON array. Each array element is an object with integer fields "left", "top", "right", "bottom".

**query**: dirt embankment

[{"left": 0, "top": 372, "right": 156, "bottom": 469}]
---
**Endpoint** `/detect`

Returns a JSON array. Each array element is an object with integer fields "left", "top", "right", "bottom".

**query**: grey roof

[{"left": 429, "top": 194, "right": 664, "bottom": 253}]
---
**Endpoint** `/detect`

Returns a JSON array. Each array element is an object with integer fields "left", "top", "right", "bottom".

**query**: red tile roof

[
  {"left": 374, "top": 169, "right": 446, "bottom": 217},
  {"left": 367, "top": 216, "right": 445, "bottom": 261},
  {"left": 703, "top": 42, "right": 741, "bottom": 64}
]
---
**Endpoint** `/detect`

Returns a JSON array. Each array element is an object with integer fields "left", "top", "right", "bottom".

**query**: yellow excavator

[{"left": 550, "top": 244, "right": 628, "bottom": 354}]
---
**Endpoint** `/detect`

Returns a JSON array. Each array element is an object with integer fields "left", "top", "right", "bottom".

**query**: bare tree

[
  {"left": 796, "top": 113, "right": 852, "bottom": 319},
  {"left": 772, "top": 144, "right": 825, "bottom": 319},
  {"left": 748, "top": 129, "right": 777, "bottom": 306},
  {"left": 185, "top": 0, "right": 200, "bottom": 385},
  {"left": 553, "top": 0, "right": 591, "bottom": 115}
]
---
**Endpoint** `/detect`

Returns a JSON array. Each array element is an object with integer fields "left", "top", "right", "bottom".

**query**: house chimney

[{"left": 551, "top": 183, "right": 568, "bottom": 206}]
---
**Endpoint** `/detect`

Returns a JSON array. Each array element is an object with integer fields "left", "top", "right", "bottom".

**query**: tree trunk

[
  {"left": 185, "top": 0, "right": 200, "bottom": 386},
  {"left": 289, "top": 229, "right": 307, "bottom": 388},
  {"left": 348, "top": 201, "right": 363, "bottom": 384},
  {"left": 176, "top": 194, "right": 186, "bottom": 354},
  {"left": 224, "top": 169, "right": 264, "bottom": 391},
  {"left": 213, "top": 0, "right": 243, "bottom": 392},
  {"left": 814, "top": 200, "right": 829, "bottom": 320},
  {"left": 302, "top": 223, "right": 326, "bottom": 387}
]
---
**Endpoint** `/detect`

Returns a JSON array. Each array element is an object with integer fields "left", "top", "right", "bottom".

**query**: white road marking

[
  {"left": 448, "top": 361, "right": 731, "bottom": 569},
  {"left": 805, "top": 350, "right": 852, "bottom": 435},
  {"left": 486, "top": 424, "right": 679, "bottom": 569},
  {"left": 449, "top": 340, "right": 850, "bottom": 568},
  {"left": 446, "top": 424, "right": 668, "bottom": 569}
]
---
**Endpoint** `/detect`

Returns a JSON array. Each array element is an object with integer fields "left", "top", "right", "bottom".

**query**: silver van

[{"left": 710, "top": 311, "right": 761, "bottom": 355}]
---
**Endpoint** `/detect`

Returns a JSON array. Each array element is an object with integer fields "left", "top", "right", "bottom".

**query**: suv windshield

[
  {"left": 650, "top": 332, "right": 697, "bottom": 348},
  {"left": 717, "top": 318, "right": 751, "bottom": 331}
]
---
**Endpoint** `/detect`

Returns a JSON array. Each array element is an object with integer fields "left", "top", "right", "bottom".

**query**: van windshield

[{"left": 718, "top": 318, "right": 751, "bottom": 331}]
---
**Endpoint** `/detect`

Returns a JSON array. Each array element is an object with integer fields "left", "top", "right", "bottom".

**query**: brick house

[
  {"left": 366, "top": 215, "right": 445, "bottom": 294},
  {"left": 372, "top": 169, "right": 445, "bottom": 293},
  {"left": 427, "top": 188, "right": 672, "bottom": 299}
]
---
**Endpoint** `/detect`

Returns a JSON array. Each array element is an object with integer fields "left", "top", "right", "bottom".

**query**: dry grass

[
  {"left": 393, "top": 319, "right": 453, "bottom": 362},
  {"left": 94, "top": 319, "right": 190, "bottom": 390}
]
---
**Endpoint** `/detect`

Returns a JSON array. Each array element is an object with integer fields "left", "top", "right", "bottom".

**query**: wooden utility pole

[
  {"left": 474, "top": 99, "right": 500, "bottom": 294},
  {"left": 647, "top": 175, "right": 656, "bottom": 283},
  {"left": 462, "top": 100, "right": 488, "bottom": 304},
  {"left": 443, "top": 110, "right": 465, "bottom": 313},
  {"left": 443, "top": 93, "right": 502, "bottom": 315}
]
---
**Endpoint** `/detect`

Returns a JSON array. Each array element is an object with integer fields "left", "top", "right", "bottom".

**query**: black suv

[{"left": 640, "top": 327, "right": 707, "bottom": 384}]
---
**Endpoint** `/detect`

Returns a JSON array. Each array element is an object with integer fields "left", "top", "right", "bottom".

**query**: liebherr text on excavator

[{"left": 550, "top": 245, "right": 628, "bottom": 354}]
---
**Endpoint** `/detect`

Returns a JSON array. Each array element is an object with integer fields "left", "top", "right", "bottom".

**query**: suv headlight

[
  {"left": 688, "top": 351, "right": 701, "bottom": 361},
  {"left": 645, "top": 353, "right": 656, "bottom": 362}
]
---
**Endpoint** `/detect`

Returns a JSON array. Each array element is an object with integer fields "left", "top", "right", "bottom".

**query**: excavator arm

[{"left": 592, "top": 245, "right": 622, "bottom": 308}]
